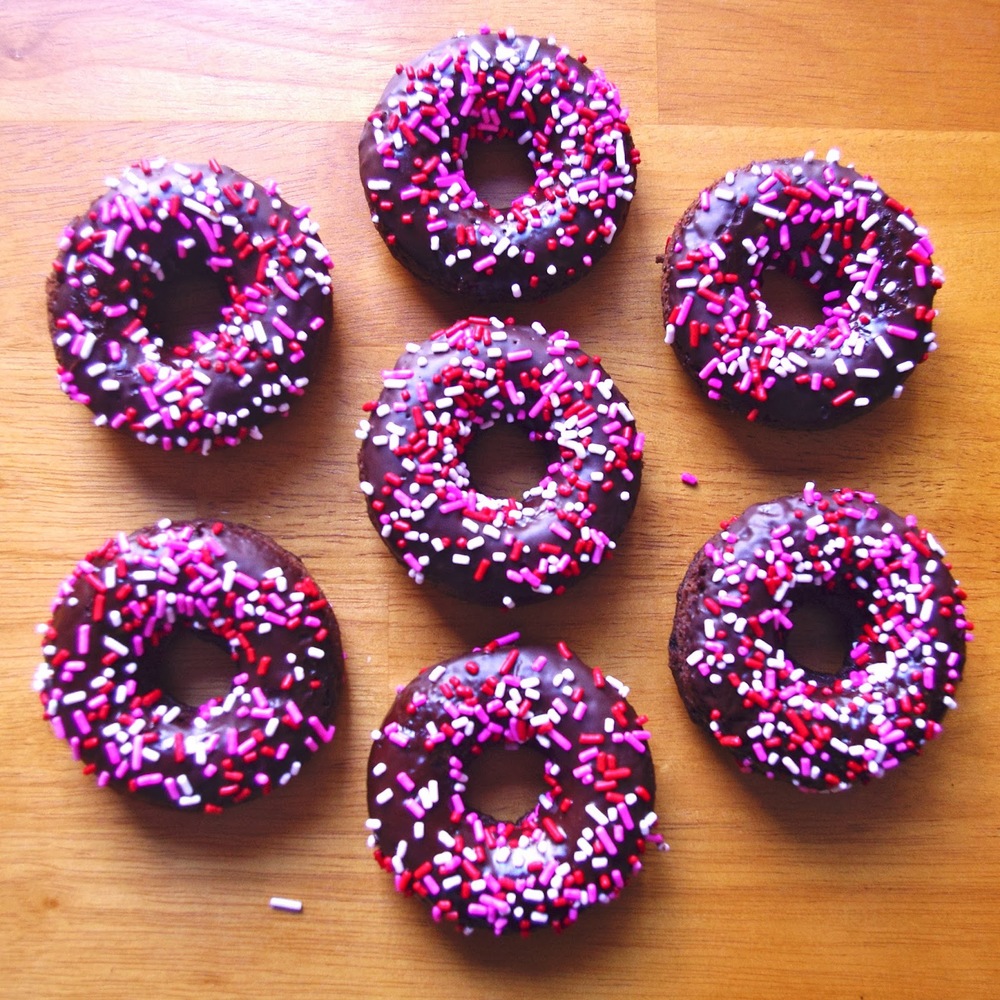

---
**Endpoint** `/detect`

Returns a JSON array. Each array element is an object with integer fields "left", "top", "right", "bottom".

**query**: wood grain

[{"left": 2, "top": 2, "right": 998, "bottom": 998}]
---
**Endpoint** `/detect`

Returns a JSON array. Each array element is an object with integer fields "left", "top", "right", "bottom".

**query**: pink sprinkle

[
  {"left": 195, "top": 216, "right": 220, "bottom": 252},
  {"left": 273, "top": 274, "right": 301, "bottom": 301},
  {"left": 492, "top": 631, "right": 521, "bottom": 647},
  {"left": 681, "top": 472, "right": 699, "bottom": 486},
  {"left": 308, "top": 716, "right": 336, "bottom": 743},
  {"left": 549, "top": 728, "right": 573, "bottom": 752}
]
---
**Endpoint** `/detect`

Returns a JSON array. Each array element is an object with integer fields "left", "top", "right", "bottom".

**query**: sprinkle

[{"left": 269, "top": 897, "right": 304, "bottom": 913}]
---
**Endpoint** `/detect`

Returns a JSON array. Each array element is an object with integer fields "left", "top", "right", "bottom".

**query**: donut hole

[
  {"left": 782, "top": 599, "right": 856, "bottom": 677},
  {"left": 156, "top": 627, "right": 236, "bottom": 709},
  {"left": 144, "top": 263, "right": 228, "bottom": 351},
  {"left": 464, "top": 741, "right": 547, "bottom": 822},
  {"left": 462, "top": 422, "right": 551, "bottom": 502},
  {"left": 757, "top": 268, "right": 827, "bottom": 331},
  {"left": 462, "top": 135, "right": 537, "bottom": 211}
]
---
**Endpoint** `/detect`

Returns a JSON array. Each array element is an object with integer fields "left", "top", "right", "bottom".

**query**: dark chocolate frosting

[
  {"left": 48, "top": 158, "right": 333, "bottom": 452},
  {"left": 668, "top": 486, "right": 971, "bottom": 791},
  {"left": 36, "top": 519, "right": 343, "bottom": 811},
  {"left": 661, "top": 152, "right": 942, "bottom": 428},
  {"left": 357, "top": 317, "right": 643, "bottom": 607},
  {"left": 359, "top": 30, "right": 637, "bottom": 301},
  {"left": 367, "top": 638, "right": 660, "bottom": 935}
]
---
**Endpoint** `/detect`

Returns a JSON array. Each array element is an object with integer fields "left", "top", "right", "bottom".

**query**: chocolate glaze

[
  {"left": 668, "top": 487, "right": 971, "bottom": 791},
  {"left": 367, "top": 639, "right": 660, "bottom": 935},
  {"left": 357, "top": 317, "right": 643, "bottom": 607},
  {"left": 359, "top": 30, "right": 637, "bottom": 301},
  {"left": 661, "top": 153, "right": 943, "bottom": 428},
  {"left": 36, "top": 520, "right": 344, "bottom": 812},
  {"left": 48, "top": 158, "right": 333, "bottom": 452}
]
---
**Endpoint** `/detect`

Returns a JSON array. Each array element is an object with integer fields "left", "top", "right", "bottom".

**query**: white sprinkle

[
  {"left": 752, "top": 202, "right": 785, "bottom": 221},
  {"left": 269, "top": 896, "right": 303, "bottom": 913}
]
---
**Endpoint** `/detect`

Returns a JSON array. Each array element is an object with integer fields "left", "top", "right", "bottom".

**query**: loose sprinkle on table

[{"left": 269, "top": 897, "right": 304, "bottom": 913}]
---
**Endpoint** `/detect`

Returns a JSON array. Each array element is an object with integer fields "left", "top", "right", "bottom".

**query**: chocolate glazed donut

[
  {"left": 360, "top": 28, "right": 638, "bottom": 301},
  {"left": 35, "top": 519, "right": 344, "bottom": 812},
  {"left": 662, "top": 151, "right": 943, "bottom": 428},
  {"left": 48, "top": 158, "right": 333, "bottom": 452},
  {"left": 357, "top": 316, "right": 643, "bottom": 607},
  {"left": 366, "top": 637, "right": 661, "bottom": 935},
  {"left": 668, "top": 485, "right": 972, "bottom": 791}
]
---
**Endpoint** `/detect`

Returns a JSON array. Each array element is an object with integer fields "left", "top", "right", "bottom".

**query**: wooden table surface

[{"left": 2, "top": 1, "right": 998, "bottom": 997}]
